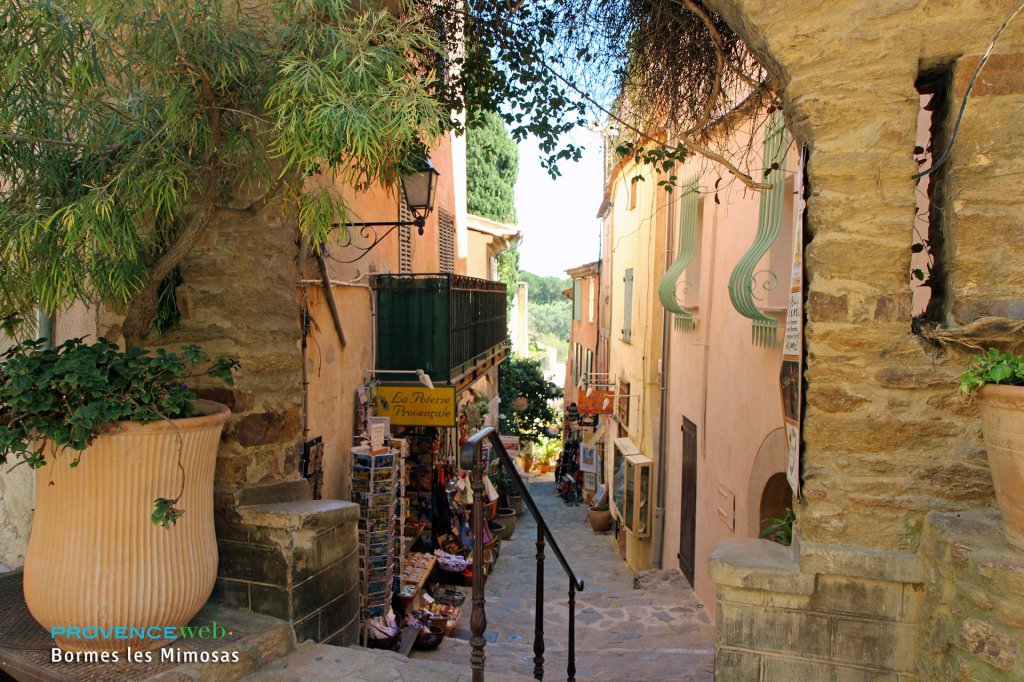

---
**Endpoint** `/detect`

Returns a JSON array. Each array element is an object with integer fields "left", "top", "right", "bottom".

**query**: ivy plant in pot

[
  {"left": 960, "top": 349, "right": 1024, "bottom": 550},
  {"left": 0, "top": 338, "right": 238, "bottom": 653}
]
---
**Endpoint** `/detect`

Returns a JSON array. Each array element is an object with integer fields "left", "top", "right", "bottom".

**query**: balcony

[{"left": 373, "top": 274, "right": 508, "bottom": 387}]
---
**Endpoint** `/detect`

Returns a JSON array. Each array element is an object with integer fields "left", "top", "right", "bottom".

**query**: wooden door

[{"left": 678, "top": 417, "right": 698, "bottom": 586}]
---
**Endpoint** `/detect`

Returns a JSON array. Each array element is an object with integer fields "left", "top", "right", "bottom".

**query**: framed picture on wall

[
  {"left": 583, "top": 472, "right": 597, "bottom": 490},
  {"left": 580, "top": 444, "right": 597, "bottom": 472}
]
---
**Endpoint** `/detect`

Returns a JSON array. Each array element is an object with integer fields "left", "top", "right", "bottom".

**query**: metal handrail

[{"left": 461, "top": 427, "right": 585, "bottom": 682}]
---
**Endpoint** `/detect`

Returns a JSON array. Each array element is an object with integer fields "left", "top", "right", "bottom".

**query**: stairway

[{"left": 241, "top": 641, "right": 535, "bottom": 682}]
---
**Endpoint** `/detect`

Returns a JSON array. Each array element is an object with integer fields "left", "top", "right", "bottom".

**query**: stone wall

[
  {"left": 698, "top": 1, "right": 1024, "bottom": 677},
  {"left": 702, "top": 0, "right": 1024, "bottom": 553},
  {"left": 100, "top": 199, "right": 305, "bottom": 491}
]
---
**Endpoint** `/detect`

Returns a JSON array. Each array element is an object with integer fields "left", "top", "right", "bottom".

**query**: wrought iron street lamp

[{"left": 333, "top": 159, "right": 441, "bottom": 263}]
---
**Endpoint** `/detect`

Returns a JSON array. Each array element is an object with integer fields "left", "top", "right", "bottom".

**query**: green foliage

[
  {"left": 959, "top": 349, "right": 1024, "bottom": 397},
  {"left": 530, "top": 300, "right": 572, "bottom": 340},
  {"left": 467, "top": 110, "right": 519, "bottom": 224},
  {"left": 488, "top": 459, "right": 516, "bottom": 500},
  {"left": 519, "top": 271, "right": 571, "bottom": 305},
  {"left": 499, "top": 356, "right": 561, "bottom": 445},
  {"left": 0, "top": 0, "right": 451, "bottom": 337},
  {"left": 532, "top": 434, "right": 562, "bottom": 465},
  {"left": 496, "top": 244, "right": 520, "bottom": 311},
  {"left": 759, "top": 508, "right": 794, "bottom": 546},
  {"left": 0, "top": 338, "right": 238, "bottom": 526}
]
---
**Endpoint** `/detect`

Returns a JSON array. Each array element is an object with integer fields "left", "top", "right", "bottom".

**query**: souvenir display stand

[{"left": 352, "top": 445, "right": 398, "bottom": 645}]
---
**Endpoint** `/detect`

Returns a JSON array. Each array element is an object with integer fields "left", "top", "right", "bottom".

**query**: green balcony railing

[{"left": 373, "top": 273, "right": 508, "bottom": 384}]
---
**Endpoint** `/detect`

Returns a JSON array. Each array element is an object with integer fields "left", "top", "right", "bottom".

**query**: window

[
  {"left": 617, "top": 379, "right": 630, "bottom": 429},
  {"left": 587, "top": 278, "right": 595, "bottom": 322},
  {"left": 727, "top": 111, "right": 788, "bottom": 347},
  {"left": 572, "top": 343, "right": 582, "bottom": 387},
  {"left": 628, "top": 177, "right": 640, "bottom": 210},
  {"left": 438, "top": 209, "right": 455, "bottom": 273},
  {"left": 399, "top": 195, "right": 413, "bottom": 274},
  {"left": 911, "top": 66, "right": 951, "bottom": 325},
  {"left": 573, "top": 279, "right": 582, "bottom": 321},
  {"left": 682, "top": 195, "right": 704, "bottom": 309},
  {"left": 622, "top": 268, "right": 634, "bottom": 342},
  {"left": 585, "top": 349, "right": 593, "bottom": 382},
  {"left": 763, "top": 174, "right": 796, "bottom": 311},
  {"left": 658, "top": 177, "right": 701, "bottom": 331}
]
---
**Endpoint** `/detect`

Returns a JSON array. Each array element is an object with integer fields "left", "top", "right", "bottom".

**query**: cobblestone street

[{"left": 418, "top": 479, "right": 715, "bottom": 681}]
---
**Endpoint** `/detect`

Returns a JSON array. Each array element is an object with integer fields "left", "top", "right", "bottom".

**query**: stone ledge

[
  {"left": 923, "top": 508, "right": 1023, "bottom": 558},
  {"left": 798, "top": 538, "right": 924, "bottom": 584},
  {"left": 709, "top": 538, "right": 815, "bottom": 595},
  {"left": 236, "top": 500, "right": 359, "bottom": 530},
  {"left": 216, "top": 479, "right": 312, "bottom": 511}
]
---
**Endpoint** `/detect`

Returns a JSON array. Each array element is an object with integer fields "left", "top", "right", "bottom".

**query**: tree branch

[
  {"left": 672, "top": 0, "right": 724, "bottom": 136},
  {"left": 0, "top": 133, "right": 108, "bottom": 151},
  {"left": 538, "top": 60, "right": 770, "bottom": 189},
  {"left": 215, "top": 173, "right": 288, "bottom": 215}
]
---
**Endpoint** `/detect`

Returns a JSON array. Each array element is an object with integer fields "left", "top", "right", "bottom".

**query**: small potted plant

[
  {"left": 0, "top": 338, "right": 238, "bottom": 653},
  {"left": 960, "top": 348, "right": 1024, "bottom": 550}
]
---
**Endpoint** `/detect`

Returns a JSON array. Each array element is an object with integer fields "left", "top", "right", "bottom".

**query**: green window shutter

[
  {"left": 727, "top": 111, "right": 788, "bottom": 347},
  {"left": 657, "top": 176, "right": 700, "bottom": 332},
  {"left": 622, "top": 268, "right": 634, "bottom": 342},
  {"left": 573, "top": 280, "right": 582, "bottom": 321}
]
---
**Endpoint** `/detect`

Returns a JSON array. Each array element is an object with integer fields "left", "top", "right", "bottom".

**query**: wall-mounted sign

[
  {"left": 499, "top": 435, "right": 520, "bottom": 457},
  {"left": 578, "top": 390, "right": 614, "bottom": 415},
  {"left": 780, "top": 147, "right": 807, "bottom": 501},
  {"left": 374, "top": 385, "right": 457, "bottom": 427}
]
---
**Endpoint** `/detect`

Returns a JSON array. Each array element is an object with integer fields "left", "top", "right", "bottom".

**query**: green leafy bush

[
  {"left": 0, "top": 338, "right": 238, "bottom": 526},
  {"left": 959, "top": 349, "right": 1024, "bottom": 397},
  {"left": 498, "top": 356, "right": 560, "bottom": 445},
  {"left": 760, "top": 509, "right": 795, "bottom": 546}
]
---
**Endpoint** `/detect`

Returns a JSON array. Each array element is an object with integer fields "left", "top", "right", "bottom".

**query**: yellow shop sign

[{"left": 374, "top": 385, "right": 457, "bottom": 427}]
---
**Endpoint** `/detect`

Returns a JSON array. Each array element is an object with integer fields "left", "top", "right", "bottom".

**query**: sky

[{"left": 513, "top": 128, "right": 605, "bottom": 279}]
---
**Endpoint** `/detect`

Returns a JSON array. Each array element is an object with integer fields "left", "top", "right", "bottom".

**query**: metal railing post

[
  {"left": 568, "top": 580, "right": 577, "bottom": 682},
  {"left": 534, "top": 518, "right": 546, "bottom": 680},
  {"left": 470, "top": 439, "right": 487, "bottom": 682},
  {"left": 460, "top": 428, "right": 585, "bottom": 682}
]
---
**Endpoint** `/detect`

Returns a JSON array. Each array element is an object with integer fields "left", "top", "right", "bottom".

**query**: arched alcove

[{"left": 744, "top": 428, "right": 788, "bottom": 537}]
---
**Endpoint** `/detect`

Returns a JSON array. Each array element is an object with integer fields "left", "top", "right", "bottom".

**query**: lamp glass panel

[{"left": 402, "top": 163, "right": 439, "bottom": 213}]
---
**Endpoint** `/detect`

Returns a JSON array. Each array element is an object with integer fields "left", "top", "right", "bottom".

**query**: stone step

[
  {"left": 240, "top": 641, "right": 535, "bottom": 682},
  {"left": 0, "top": 576, "right": 297, "bottom": 682}
]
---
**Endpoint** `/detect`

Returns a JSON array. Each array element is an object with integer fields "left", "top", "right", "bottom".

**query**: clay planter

[
  {"left": 24, "top": 400, "right": 230, "bottom": 653},
  {"left": 496, "top": 508, "right": 516, "bottom": 540},
  {"left": 588, "top": 508, "right": 612, "bottom": 532},
  {"left": 509, "top": 494, "right": 525, "bottom": 517},
  {"left": 488, "top": 520, "right": 506, "bottom": 542},
  {"left": 978, "top": 385, "right": 1024, "bottom": 550}
]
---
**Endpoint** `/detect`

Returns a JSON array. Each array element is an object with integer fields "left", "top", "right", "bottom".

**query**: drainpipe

[
  {"left": 37, "top": 307, "right": 55, "bottom": 350},
  {"left": 652, "top": 227, "right": 673, "bottom": 568}
]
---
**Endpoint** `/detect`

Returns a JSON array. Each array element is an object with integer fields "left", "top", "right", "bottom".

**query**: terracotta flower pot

[
  {"left": 24, "top": 400, "right": 230, "bottom": 653},
  {"left": 978, "top": 385, "right": 1024, "bottom": 550},
  {"left": 588, "top": 508, "right": 612, "bottom": 532},
  {"left": 496, "top": 508, "right": 516, "bottom": 540}
]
